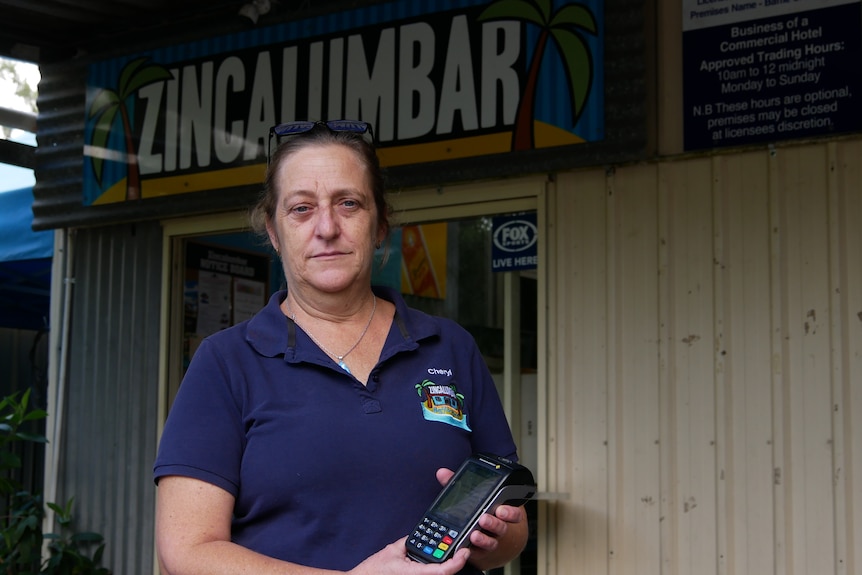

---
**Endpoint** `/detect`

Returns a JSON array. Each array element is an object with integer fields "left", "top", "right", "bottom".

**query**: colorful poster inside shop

[
  {"left": 682, "top": 0, "right": 861, "bottom": 151},
  {"left": 83, "top": 0, "right": 604, "bottom": 205},
  {"left": 400, "top": 223, "right": 448, "bottom": 299},
  {"left": 371, "top": 225, "right": 448, "bottom": 299}
]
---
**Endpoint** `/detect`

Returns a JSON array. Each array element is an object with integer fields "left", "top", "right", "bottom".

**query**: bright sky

[{"left": 1, "top": 57, "right": 40, "bottom": 192}]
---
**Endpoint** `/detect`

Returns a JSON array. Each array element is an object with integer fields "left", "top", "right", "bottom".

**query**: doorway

[
  {"left": 159, "top": 177, "right": 547, "bottom": 575},
  {"left": 385, "top": 215, "right": 539, "bottom": 575}
]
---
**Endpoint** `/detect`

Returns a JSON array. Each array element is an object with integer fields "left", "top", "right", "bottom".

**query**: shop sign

[
  {"left": 83, "top": 0, "right": 604, "bottom": 205},
  {"left": 683, "top": 0, "right": 862, "bottom": 150}
]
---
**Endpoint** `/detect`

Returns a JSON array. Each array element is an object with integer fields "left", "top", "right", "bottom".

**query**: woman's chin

[{"left": 309, "top": 273, "right": 364, "bottom": 295}]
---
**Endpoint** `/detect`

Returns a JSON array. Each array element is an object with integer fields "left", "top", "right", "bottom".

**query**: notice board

[{"left": 183, "top": 241, "right": 270, "bottom": 365}]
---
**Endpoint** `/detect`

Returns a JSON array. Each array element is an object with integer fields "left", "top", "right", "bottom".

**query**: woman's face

[{"left": 265, "top": 143, "right": 385, "bottom": 296}]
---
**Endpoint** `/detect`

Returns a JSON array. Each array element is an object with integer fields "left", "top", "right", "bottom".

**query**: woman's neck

[{"left": 284, "top": 286, "right": 376, "bottom": 325}]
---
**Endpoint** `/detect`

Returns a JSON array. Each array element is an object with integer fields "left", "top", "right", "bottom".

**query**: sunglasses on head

[{"left": 267, "top": 119, "right": 375, "bottom": 164}]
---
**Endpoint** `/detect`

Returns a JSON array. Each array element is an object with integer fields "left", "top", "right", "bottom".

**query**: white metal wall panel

[
  {"left": 608, "top": 163, "right": 662, "bottom": 575},
  {"left": 712, "top": 150, "right": 776, "bottom": 575},
  {"left": 658, "top": 156, "right": 719, "bottom": 575},
  {"left": 773, "top": 144, "right": 836, "bottom": 575},
  {"left": 830, "top": 139, "right": 862, "bottom": 575},
  {"left": 547, "top": 167, "right": 610, "bottom": 575},
  {"left": 546, "top": 138, "right": 862, "bottom": 575}
]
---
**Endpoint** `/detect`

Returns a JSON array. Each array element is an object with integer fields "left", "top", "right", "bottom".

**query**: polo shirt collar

[{"left": 245, "top": 286, "right": 440, "bottom": 359}]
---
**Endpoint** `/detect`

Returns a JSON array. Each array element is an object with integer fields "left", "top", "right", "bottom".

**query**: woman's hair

[{"left": 249, "top": 123, "right": 390, "bottom": 243}]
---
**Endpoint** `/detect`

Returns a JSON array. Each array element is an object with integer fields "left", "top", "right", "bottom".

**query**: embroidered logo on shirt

[{"left": 415, "top": 379, "right": 471, "bottom": 431}]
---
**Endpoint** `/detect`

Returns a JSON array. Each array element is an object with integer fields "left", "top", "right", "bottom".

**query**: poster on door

[
  {"left": 184, "top": 242, "right": 270, "bottom": 364},
  {"left": 400, "top": 223, "right": 448, "bottom": 299},
  {"left": 372, "top": 224, "right": 449, "bottom": 299},
  {"left": 492, "top": 213, "right": 537, "bottom": 272}
]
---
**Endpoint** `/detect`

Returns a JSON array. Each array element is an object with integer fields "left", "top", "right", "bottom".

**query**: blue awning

[{"left": 0, "top": 187, "right": 53, "bottom": 330}]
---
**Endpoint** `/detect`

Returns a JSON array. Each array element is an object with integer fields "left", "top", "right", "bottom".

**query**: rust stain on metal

[
  {"left": 683, "top": 496, "right": 697, "bottom": 512},
  {"left": 805, "top": 309, "right": 817, "bottom": 335}
]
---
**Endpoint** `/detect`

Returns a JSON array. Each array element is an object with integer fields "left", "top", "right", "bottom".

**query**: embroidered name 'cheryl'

[{"left": 427, "top": 368, "right": 453, "bottom": 377}]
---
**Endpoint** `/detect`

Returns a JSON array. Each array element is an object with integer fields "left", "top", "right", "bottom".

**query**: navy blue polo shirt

[{"left": 154, "top": 286, "right": 518, "bottom": 573}]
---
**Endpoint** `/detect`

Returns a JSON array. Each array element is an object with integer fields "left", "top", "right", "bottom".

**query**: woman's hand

[
  {"left": 434, "top": 467, "right": 530, "bottom": 572},
  {"left": 348, "top": 537, "right": 469, "bottom": 575}
]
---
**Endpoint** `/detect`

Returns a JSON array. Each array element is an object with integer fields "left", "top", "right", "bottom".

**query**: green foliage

[
  {"left": 0, "top": 57, "right": 38, "bottom": 139},
  {"left": 0, "top": 58, "right": 38, "bottom": 114},
  {"left": 0, "top": 390, "right": 111, "bottom": 574}
]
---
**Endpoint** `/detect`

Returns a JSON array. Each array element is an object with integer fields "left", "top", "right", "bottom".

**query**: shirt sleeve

[{"left": 153, "top": 337, "right": 245, "bottom": 496}]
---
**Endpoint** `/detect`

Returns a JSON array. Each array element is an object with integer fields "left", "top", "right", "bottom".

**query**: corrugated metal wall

[
  {"left": 546, "top": 138, "right": 862, "bottom": 575},
  {"left": 56, "top": 221, "right": 163, "bottom": 575}
]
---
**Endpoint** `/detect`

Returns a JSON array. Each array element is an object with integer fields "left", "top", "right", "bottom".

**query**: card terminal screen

[{"left": 430, "top": 463, "right": 502, "bottom": 526}]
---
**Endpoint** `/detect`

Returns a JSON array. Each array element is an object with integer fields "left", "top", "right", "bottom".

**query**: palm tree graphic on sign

[
  {"left": 478, "top": 0, "right": 597, "bottom": 151},
  {"left": 87, "top": 57, "right": 173, "bottom": 201}
]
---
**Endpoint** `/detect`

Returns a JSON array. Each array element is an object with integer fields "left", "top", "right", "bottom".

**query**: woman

[{"left": 153, "top": 120, "right": 528, "bottom": 574}]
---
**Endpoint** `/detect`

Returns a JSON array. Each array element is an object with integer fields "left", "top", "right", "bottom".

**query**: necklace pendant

[{"left": 286, "top": 295, "right": 375, "bottom": 378}]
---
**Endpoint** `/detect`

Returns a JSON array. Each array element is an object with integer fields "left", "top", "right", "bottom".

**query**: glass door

[{"left": 384, "top": 215, "right": 538, "bottom": 575}]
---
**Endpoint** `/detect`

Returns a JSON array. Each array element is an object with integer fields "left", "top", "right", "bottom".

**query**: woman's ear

[
  {"left": 266, "top": 219, "right": 280, "bottom": 255},
  {"left": 376, "top": 224, "right": 388, "bottom": 250}
]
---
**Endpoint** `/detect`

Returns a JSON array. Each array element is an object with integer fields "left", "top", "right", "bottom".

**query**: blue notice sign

[
  {"left": 683, "top": 0, "right": 862, "bottom": 151},
  {"left": 492, "top": 213, "right": 538, "bottom": 272}
]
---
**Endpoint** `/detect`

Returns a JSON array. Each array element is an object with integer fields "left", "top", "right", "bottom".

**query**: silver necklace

[{"left": 286, "top": 295, "right": 377, "bottom": 375}]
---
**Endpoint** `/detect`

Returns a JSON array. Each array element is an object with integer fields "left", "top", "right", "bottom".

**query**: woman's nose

[{"left": 314, "top": 206, "right": 338, "bottom": 237}]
